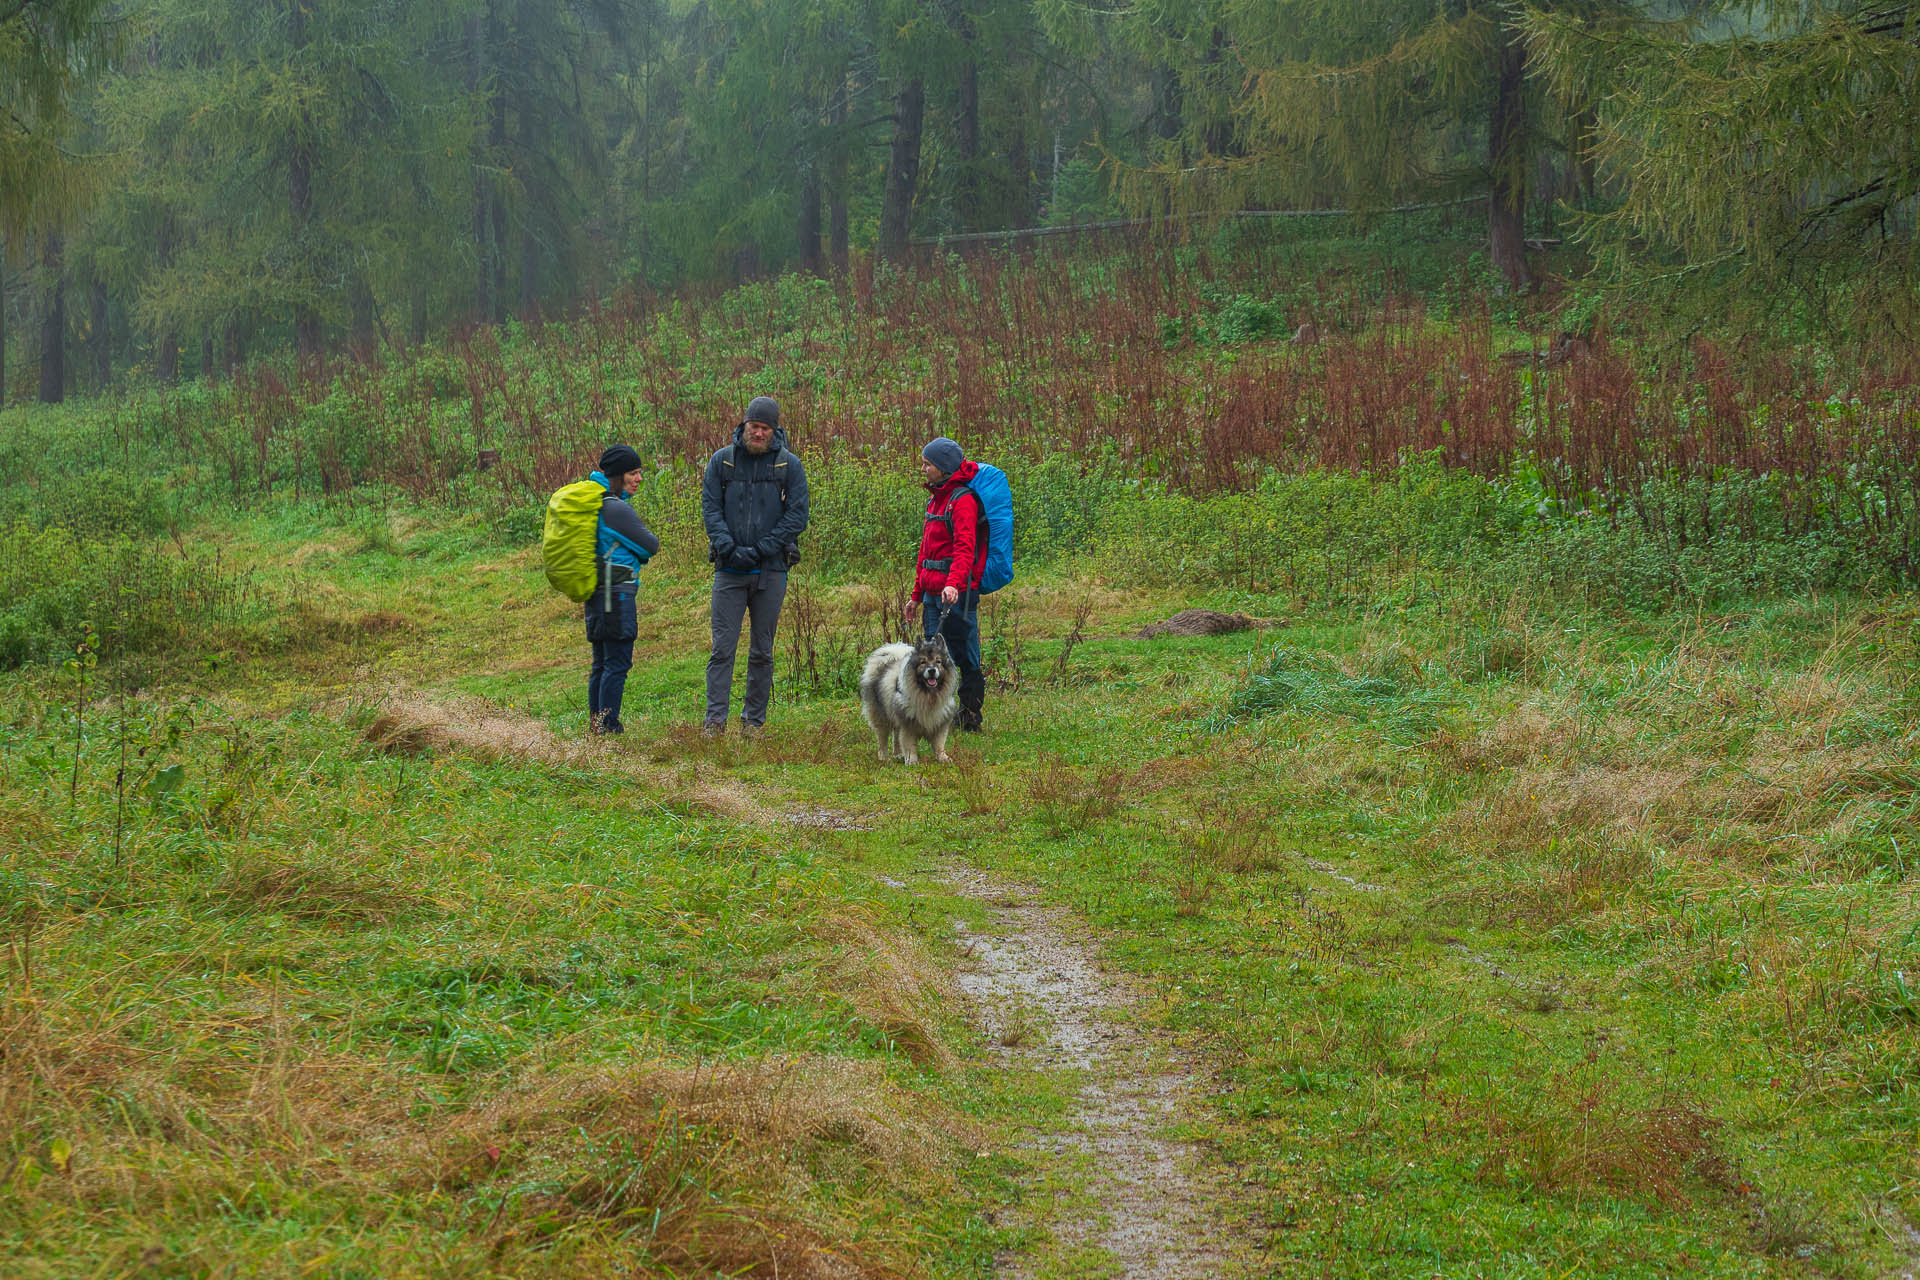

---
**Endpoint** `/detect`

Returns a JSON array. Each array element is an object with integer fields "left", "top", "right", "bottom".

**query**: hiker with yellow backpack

[{"left": 543, "top": 445, "right": 660, "bottom": 734}]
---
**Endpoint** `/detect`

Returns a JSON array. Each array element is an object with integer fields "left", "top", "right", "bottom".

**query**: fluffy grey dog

[{"left": 859, "top": 633, "right": 959, "bottom": 765}]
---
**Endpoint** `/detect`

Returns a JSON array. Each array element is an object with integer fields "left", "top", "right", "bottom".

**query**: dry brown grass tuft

[
  {"left": 7, "top": 989, "right": 936, "bottom": 1278},
  {"left": 363, "top": 691, "right": 586, "bottom": 763},
  {"left": 217, "top": 852, "right": 414, "bottom": 923},
  {"left": 352, "top": 610, "right": 409, "bottom": 635},
  {"left": 406, "top": 1055, "right": 945, "bottom": 1276},
  {"left": 1131, "top": 753, "right": 1215, "bottom": 795},
  {"left": 778, "top": 716, "right": 874, "bottom": 767},
  {"left": 364, "top": 691, "right": 774, "bottom": 823},
  {"left": 813, "top": 908, "right": 959, "bottom": 1073},
  {"left": 1026, "top": 754, "right": 1127, "bottom": 838},
  {"left": 0, "top": 978, "right": 422, "bottom": 1166},
  {"left": 650, "top": 721, "right": 733, "bottom": 762},
  {"left": 942, "top": 747, "right": 997, "bottom": 815},
  {"left": 1178, "top": 803, "right": 1288, "bottom": 876},
  {"left": 1453, "top": 1073, "right": 1727, "bottom": 1207},
  {"left": 1429, "top": 627, "right": 1917, "bottom": 912}
]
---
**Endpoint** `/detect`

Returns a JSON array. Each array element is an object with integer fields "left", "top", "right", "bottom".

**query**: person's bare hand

[{"left": 941, "top": 585, "right": 960, "bottom": 605}]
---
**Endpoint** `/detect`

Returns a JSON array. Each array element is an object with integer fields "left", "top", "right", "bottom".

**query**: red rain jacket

[{"left": 914, "top": 460, "right": 985, "bottom": 599}]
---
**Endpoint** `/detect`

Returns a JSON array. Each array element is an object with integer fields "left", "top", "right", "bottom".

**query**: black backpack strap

[
  {"left": 924, "top": 484, "right": 988, "bottom": 566},
  {"left": 926, "top": 483, "right": 973, "bottom": 527}
]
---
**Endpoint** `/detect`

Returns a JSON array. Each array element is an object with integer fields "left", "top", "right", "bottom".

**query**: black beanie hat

[
  {"left": 743, "top": 396, "right": 780, "bottom": 429},
  {"left": 598, "top": 444, "right": 643, "bottom": 478}
]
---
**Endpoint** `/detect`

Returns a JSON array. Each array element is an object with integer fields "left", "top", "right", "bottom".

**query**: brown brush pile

[{"left": 1138, "top": 608, "right": 1271, "bottom": 638}]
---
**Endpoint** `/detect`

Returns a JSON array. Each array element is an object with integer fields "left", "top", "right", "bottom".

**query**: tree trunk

[
  {"left": 1007, "top": 121, "right": 1030, "bottom": 227},
  {"left": 201, "top": 331, "right": 214, "bottom": 381},
  {"left": 516, "top": 82, "right": 539, "bottom": 319},
  {"left": 519, "top": 222, "right": 539, "bottom": 315},
  {"left": 1488, "top": 20, "right": 1532, "bottom": 293},
  {"left": 90, "top": 276, "right": 110, "bottom": 388},
  {"left": 349, "top": 274, "right": 376, "bottom": 353},
  {"left": 829, "top": 83, "right": 850, "bottom": 269},
  {"left": 291, "top": 152, "right": 321, "bottom": 356},
  {"left": 1200, "top": 28, "right": 1232, "bottom": 157},
  {"left": 156, "top": 217, "right": 177, "bottom": 380},
  {"left": 224, "top": 318, "right": 243, "bottom": 373},
  {"left": 39, "top": 234, "right": 65, "bottom": 404},
  {"left": 879, "top": 77, "right": 925, "bottom": 262},
  {"left": 289, "top": 0, "right": 321, "bottom": 357},
  {"left": 489, "top": 48, "right": 508, "bottom": 321},
  {"left": 798, "top": 157, "right": 823, "bottom": 273},
  {"left": 1151, "top": 64, "right": 1182, "bottom": 143},
  {"left": 1567, "top": 104, "right": 1597, "bottom": 205},
  {"left": 469, "top": 11, "right": 494, "bottom": 323},
  {"left": 956, "top": 59, "right": 980, "bottom": 232}
]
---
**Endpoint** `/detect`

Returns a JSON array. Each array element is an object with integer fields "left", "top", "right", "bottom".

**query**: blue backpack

[{"left": 955, "top": 463, "right": 1015, "bottom": 595}]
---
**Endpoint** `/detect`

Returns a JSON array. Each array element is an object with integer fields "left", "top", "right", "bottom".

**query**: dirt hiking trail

[{"left": 941, "top": 864, "right": 1259, "bottom": 1279}]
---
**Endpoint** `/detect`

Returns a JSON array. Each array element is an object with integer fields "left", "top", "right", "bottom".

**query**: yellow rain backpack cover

[{"left": 542, "top": 481, "right": 605, "bottom": 602}]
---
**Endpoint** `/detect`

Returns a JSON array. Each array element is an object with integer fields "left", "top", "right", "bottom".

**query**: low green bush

[{"left": 0, "top": 523, "right": 259, "bottom": 669}]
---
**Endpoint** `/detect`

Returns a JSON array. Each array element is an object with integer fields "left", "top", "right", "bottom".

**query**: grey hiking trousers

[{"left": 705, "top": 569, "right": 788, "bottom": 728}]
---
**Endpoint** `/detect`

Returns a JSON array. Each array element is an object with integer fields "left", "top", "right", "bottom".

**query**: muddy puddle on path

[{"left": 939, "top": 865, "right": 1259, "bottom": 1279}]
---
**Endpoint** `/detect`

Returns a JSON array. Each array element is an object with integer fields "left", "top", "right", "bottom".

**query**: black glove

[
  {"left": 724, "top": 545, "right": 762, "bottom": 572},
  {"left": 754, "top": 538, "right": 785, "bottom": 566},
  {"left": 709, "top": 537, "right": 735, "bottom": 565}
]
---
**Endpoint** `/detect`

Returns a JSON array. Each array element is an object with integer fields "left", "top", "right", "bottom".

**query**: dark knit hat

[
  {"left": 743, "top": 396, "right": 780, "bottom": 428},
  {"left": 598, "top": 444, "right": 643, "bottom": 478},
  {"left": 921, "top": 436, "right": 964, "bottom": 474}
]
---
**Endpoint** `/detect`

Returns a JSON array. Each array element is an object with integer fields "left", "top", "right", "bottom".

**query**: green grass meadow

[{"left": 4, "top": 490, "right": 1917, "bottom": 1276}]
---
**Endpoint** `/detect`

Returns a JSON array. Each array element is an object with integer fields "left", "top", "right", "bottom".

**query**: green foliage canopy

[{"left": 1526, "top": 1, "right": 1920, "bottom": 327}]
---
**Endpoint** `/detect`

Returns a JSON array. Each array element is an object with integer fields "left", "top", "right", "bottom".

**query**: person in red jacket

[{"left": 915, "top": 436, "right": 987, "bottom": 732}]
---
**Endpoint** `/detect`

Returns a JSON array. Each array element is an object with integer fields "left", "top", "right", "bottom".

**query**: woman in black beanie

[{"left": 584, "top": 444, "right": 660, "bottom": 733}]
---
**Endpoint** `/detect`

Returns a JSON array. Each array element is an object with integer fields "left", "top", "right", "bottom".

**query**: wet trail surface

[{"left": 940, "top": 865, "right": 1256, "bottom": 1279}]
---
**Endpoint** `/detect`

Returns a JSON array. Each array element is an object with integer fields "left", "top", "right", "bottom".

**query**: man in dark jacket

[
  {"left": 915, "top": 436, "right": 987, "bottom": 732},
  {"left": 700, "top": 396, "right": 809, "bottom": 733}
]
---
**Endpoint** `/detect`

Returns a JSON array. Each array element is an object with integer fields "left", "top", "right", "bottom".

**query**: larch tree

[
  {"left": 1526, "top": 1, "right": 1920, "bottom": 329},
  {"left": 1094, "top": 0, "right": 1634, "bottom": 292},
  {"left": 1, "top": 0, "right": 122, "bottom": 402},
  {"left": 95, "top": 0, "right": 470, "bottom": 370}
]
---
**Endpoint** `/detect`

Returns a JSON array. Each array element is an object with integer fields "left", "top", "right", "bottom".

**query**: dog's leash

[{"left": 925, "top": 599, "right": 956, "bottom": 639}]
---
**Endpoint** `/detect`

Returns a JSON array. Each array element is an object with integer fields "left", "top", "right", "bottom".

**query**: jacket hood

[
  {"left": 928, "top": 458, "right": 981, "bottom": 494},
  {"left": 731, "top": 421, "right": 790, "bottom": 454},
  {"left": 588, "top": 471, "right": 631, "bottom": 499}
]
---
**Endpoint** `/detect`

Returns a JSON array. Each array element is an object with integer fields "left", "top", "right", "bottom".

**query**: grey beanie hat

[
  {"left": 743, "top": 396, "right": 780, "bottom": 428},
  {"left": 921, "top": 436, "right": 964, "bottom": 474}
]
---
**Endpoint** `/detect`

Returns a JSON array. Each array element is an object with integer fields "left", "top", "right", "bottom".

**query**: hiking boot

[{"left": 957, "top": 706, "right": 984, "bottom": 733}]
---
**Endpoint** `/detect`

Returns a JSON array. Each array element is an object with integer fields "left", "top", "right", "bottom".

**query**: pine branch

[{"left": 1853, "top": 5, "right": 1915, "bottom": 37}]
